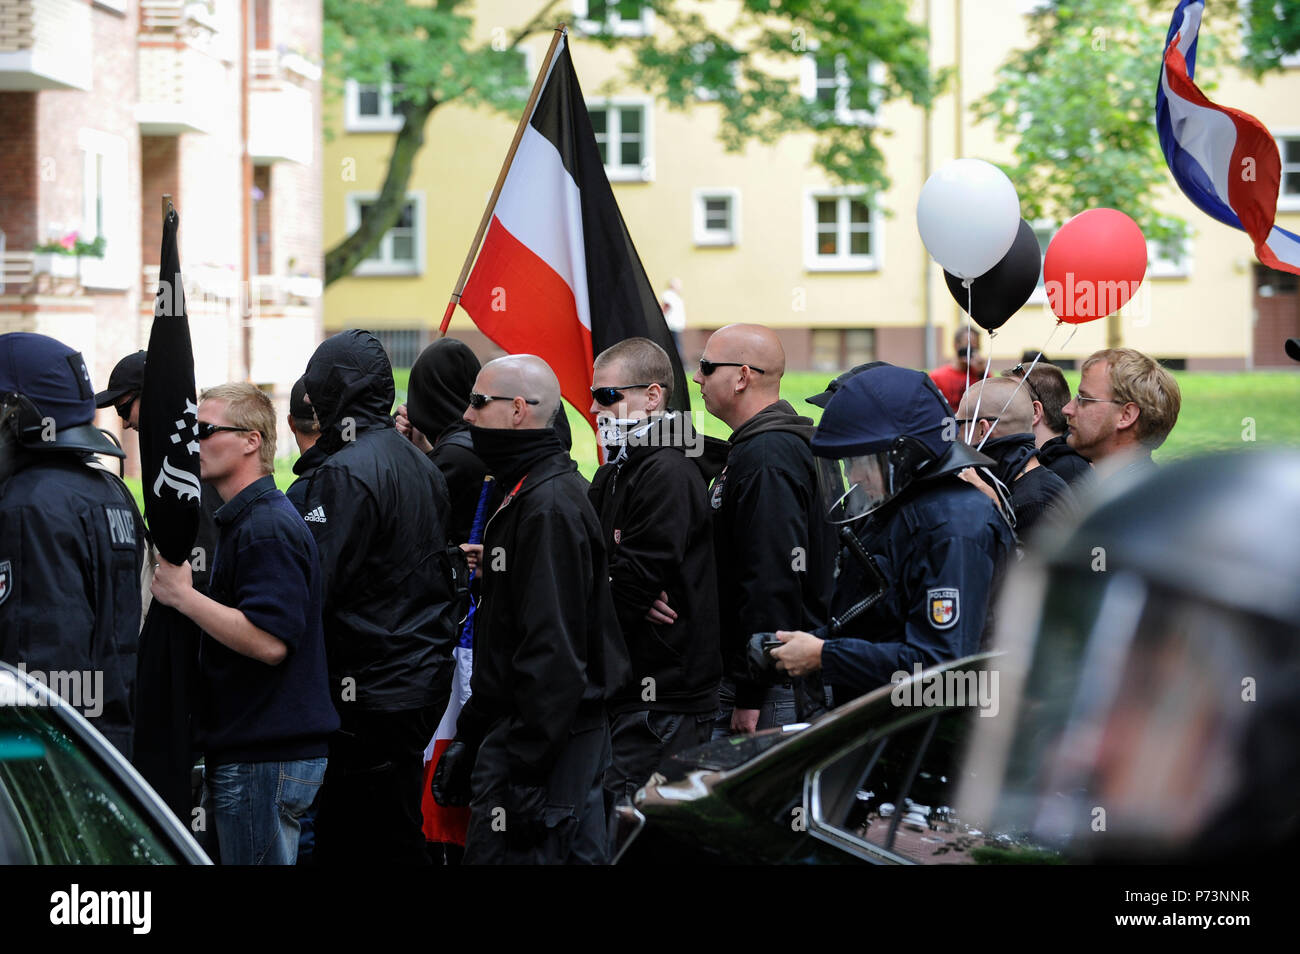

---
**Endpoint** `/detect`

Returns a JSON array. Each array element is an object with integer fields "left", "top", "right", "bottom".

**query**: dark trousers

[
  {"left": 605, "top": 709, "right": 713, "bottom": 804},
  {"left": 312, "top": 702, "right": 440, "bottom": 865},
  {"left": 464, "top": 714, "right": 611, "bottom": 865}
]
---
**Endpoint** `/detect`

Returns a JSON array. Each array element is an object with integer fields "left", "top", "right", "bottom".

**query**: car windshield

[{"left": 0, "top": 702, "right": 184, "bottom": 864}]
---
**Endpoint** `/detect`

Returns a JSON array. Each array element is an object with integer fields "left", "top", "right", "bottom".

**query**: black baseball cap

[
  {"left": 94, "top": 350, "right": 147, "bottom": 408},
  {"left": 290, "top": 375, "right": 314, "bottom": 421},
  {"left": 1286, "top": 338, "right": 1300, "bottom": 363},
  {"left": 806, "top": 361, "right": 888, "bottom": 408}
]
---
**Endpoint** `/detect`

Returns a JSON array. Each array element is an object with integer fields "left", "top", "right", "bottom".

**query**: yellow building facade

[{"left": 323, "top": 0, "right": 1300, "bottom": 372}]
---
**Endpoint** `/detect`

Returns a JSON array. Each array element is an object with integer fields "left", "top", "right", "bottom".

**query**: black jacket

[
  {"left": 710, "top": 400, "right": 834, "bottom": 709},
  {"left": 982, "top": 433, "right": 1075, "bottom": 539},
  {"left": 588, "top": 413, "right": 721, "bottom": 715},
  {"left": 0, "top": 452, "right": 144, "bottom": 755},
  {"left": 300, "top": 330, "right": 458, "bottom": 712},
  {"left": 455, "top": 451, "right": 631, "bottom": 786},
  {"left": 1038, "top": 434, "right": 1092, "bottom": 485},
  {"left": 429, "top": 421, "right": 490, "bottom": 546},
  {"left": 820, "top": 477, "right": 1015, "bottom": 702},
  {"left": 285, "top": 441, "right": 327, "bottom": 516}
]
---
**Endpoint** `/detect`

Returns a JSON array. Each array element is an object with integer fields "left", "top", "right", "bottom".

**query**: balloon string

[
  {"left": 974, "top": 320, "right": 1064, "bottom": 453},
  {"left": 962, "top": 278, "right": 974, "bottom": 443}
]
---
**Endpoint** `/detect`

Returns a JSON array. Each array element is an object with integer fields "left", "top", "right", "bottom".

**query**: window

[
  {"left": 805, "top": 188, "right": 879, "bottom": 271},
  {"left": 345, "top": 193, "right": 425, "bottom": 276},
  {"left": 373, "top": 328, "right": 425, "bottom": 369},
  {"left": 810, "top": 329, "right": 877, "bottom": 373},
  {"left": 1277, "top": 133, "right": 1300, "bottom": 211},
  {"left": 692, "top": 189, "right": 740, "bottom": 246},
  {"left": 574, "top": 0, "right": 654, "bottom": 37},
  {"left": 77, "top": 128, "right": 128, "bottom": 289},
  {"left": 1148, "top": 234, "right": 1194, "bottom": 279},
  {"left": 589, "top": 99, "right": 653, "bottom": 182},
  {"left": 344, "top": 77, "right": 405, "bottom": 133},
  {"left": 800, "top": 51, "right": 883, "bottom": 125}
]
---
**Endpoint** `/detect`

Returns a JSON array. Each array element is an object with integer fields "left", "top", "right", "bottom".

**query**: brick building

[{"left": 0, "top": 0, "right": 323, "bottom": 476}]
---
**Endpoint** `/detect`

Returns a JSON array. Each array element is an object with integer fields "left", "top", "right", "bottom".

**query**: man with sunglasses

[
  {"left": 586, "top": 338, "right": 720, "bottom": 808},
  {"left": 150, "top": 383, "right": 337, "bottom": 864},
  {"left": 693, "top": 324, "right": 834, "bottom": 736},
  {"left": 432, "top": 354, "right": 631, "bottom": 864}
]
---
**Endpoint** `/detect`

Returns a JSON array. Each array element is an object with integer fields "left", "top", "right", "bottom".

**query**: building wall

[{"left": 322, "top": 0, "right": 1300, "bottom": 375}]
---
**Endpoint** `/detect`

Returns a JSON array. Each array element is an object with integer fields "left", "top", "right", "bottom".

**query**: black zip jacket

[
  {"left": 455, "top": 451, "right": 632, "bottom": 786},
  {"left": 710, "top": 400, "right": 835, "bottom": 710},
  {"left": 285, "top": 441, "right": 327, "bottom": 516},
  {"left": 588, "top": 414, "right": 721, "bottom": 715},
  {"left": 301, "top": 330, "right": 457, "bottom": 712},
  {"left": 429, "top": 421, "right": 489, "bottom": 546},
  {"left": 1038, "top": 434, "right": 1092, "bottom": 485}
]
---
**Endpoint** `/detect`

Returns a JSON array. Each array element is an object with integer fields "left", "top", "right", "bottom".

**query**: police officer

[
  {"left": 960, "top": 449, "right": 1300, "bottom": 862},
  {"left": 770, "top": 364, "right": 1016, "bottom": 703},
  {"left": 0, "top": 332, "right": 145, "bottom": 755}
]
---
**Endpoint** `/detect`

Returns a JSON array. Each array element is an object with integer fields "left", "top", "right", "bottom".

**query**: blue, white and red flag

[{"left": 1156, "top": 0, "right": 1300, "bottom": 274}]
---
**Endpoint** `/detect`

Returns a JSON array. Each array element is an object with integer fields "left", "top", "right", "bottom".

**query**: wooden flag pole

[
  {"left": 161, "top": 193, "right": 174, "bottom": 224},
  {"left": 439, "top": 23, "right": 567, "bottom": 337}
]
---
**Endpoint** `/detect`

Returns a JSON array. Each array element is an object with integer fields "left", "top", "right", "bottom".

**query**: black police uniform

[{"left": 0, "top": 334, "right": 144, "bottom": 756}]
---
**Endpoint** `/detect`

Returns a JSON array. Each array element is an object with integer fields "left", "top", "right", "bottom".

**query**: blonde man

[
  {"left": 1062, "top": 348, "right": 1181, "bottom": 482},
  {"left": 151, "top": 382, "right": 338, "bottom": 865}
]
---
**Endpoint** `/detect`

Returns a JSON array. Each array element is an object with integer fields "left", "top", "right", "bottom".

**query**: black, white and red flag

[{"left": 445, "top": 29, "right": 689, "bottom": 431}]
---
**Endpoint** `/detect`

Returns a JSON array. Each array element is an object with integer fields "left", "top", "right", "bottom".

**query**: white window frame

[
  {"left": 77, "top": 129, "right": 130, "bottom": 290},
  {"left": 573, "top": 0, "right": 655, "bottom": 38},
  {"left": 804, "top": 187, "right": 881, "bottom": 272},
  {"left": 587, "top": 97, "right": 654, "bottom": 182},
  {"left": 344, "top": 78, "right": 405, "bottom": 133},
  {"left": 799, "top": 49, "right": 884, "bottom": 127},
  {"left": 1148, "top": 233, "right": 1195, "bottom": 279},
  {"left": 344, "top": 192, "right": 425, "bottom": 277},
  {"left": 692, "top": 188, "right": 740, "bottom": 247},
  {"left": 1276, "top": 130, "right": 1300, "bottom": 212}
]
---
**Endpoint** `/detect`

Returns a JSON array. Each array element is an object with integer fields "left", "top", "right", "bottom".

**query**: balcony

[
  {"left": 136, "top": 0, "right": 224, "bottom": 135},
  {"left": 249, "top": 49, "right": 316, "bottom": 165},
  {"left": 0, "top": 0, "right": 92, "bottom": 91}
]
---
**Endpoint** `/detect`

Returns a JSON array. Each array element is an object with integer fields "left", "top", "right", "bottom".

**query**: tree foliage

[
  {"left": 322, "top": 0, "right": 939, "bottom": 285},
  {"left": 1238, "top": 0, "right": 1300, "bottom": 76},
  {"left": 974, "top": 0, "right": 1196, "bottom": 254}
]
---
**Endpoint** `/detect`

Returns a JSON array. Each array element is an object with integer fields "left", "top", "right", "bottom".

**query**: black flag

[{"left": 132, "top": 207, "right": 202, "bottom": 821}]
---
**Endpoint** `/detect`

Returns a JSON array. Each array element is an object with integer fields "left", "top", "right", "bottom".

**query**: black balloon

[{"left": 943, "top": 218, "right": 1041, "bottom": 331}]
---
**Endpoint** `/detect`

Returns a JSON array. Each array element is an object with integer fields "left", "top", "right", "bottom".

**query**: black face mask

[{"left": 467, "top": 425, "right": 564, "bottom": 485}]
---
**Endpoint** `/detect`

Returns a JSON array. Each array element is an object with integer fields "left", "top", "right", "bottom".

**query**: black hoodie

[
  {"left": 588, "top": 413, "right": 721, "bottom": 714},
  {"left": 710, "top": 400, "right": 835, "bottom": 710},
  {"left": 300, "top": 330, "right": 457, "bottom": 711},
  {"left": 981, "top": 433, "right": 1074, "bottom": 539}
]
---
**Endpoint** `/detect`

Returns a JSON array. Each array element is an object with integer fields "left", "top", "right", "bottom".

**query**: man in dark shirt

[
  {"left": 151, "top": 382, "right": 337, "bottom": 865},
  {"left": 588, "top": 338, "right": 720, "bottom": 804},
  {"left": 1000, "top": 361, "right": 1091, "bottom": 485},
  {"left": 284, "top": 375, "right": 323, "bottom": 515},
  {"left": 958, "top": 377, "right": 1074, "bottom": 540},
  {"left": 694, "top": 324, "right": 833, "bottom": 735}
]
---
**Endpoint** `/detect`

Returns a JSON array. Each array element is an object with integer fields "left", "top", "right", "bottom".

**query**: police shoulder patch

[
  {"left": 0, "top": 560, "right": 12, "bottom": 608},
  {"left": 928, "top": 587, "right": 959, "bottom": 629}
]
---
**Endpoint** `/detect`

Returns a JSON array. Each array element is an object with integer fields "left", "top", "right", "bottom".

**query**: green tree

[
  {"left": 1239, "top": 0, "right": 1300, "bottom": 76},
  {"left": 322, "top": 0, "right": 939, "bottom": 286}
]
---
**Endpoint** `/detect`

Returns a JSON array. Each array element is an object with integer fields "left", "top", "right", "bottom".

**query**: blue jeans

[
  {"left": 711, "top": 679, "right": 798, "bottom": 740},
  {"left": 207, "top": 758, "right": 327, "bottom": 865}
]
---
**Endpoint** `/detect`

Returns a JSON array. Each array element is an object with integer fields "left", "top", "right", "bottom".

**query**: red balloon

[{"left": 1042, "top": 209, "right": 1147, "bottom": 324}]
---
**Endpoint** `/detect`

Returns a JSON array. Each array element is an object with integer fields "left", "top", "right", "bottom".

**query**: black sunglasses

[
  {"left": 114, "top": 395, "right": 137, "bottom": 421},
  {"left": 590, "top": 383, "right": 653, "bottom": 407},
  {"left": 699, "top": 358, "right": 766, "bottom": 376},
  {"left": 468, "top": 392, "right": 541, "bottom": 410},
  {"left": 197, "top": 421, "right": 254, "bottom": 440}
]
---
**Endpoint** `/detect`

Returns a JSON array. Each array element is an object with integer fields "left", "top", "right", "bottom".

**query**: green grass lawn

[{"left": 122, "top": 368, "right": 1300, "bottom": 509}]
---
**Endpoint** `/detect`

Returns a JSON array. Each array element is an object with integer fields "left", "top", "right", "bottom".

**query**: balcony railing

[{"left": 0, "top": 0, "right": 91, "bottom": 91}]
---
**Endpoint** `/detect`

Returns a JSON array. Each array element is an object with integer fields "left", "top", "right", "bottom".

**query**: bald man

[
  {"left": 432, "top": 354, "right": 631, "bottom": 865},
  {"left": 958, "top": 377, "right": 1074, "bottom": 540},
  {"left": 693, "top": 324, "right": 834, "bottom": 735}
]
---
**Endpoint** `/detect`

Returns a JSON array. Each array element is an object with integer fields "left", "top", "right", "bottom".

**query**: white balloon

[{"left": 916, "top": 159, "right": 1021, "bottom": 279}]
